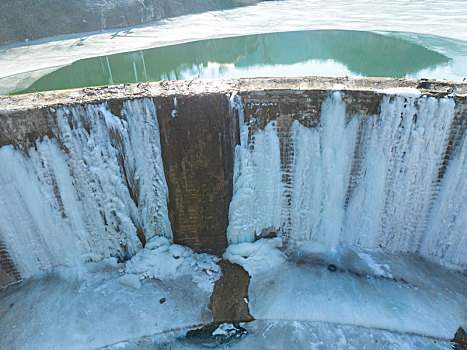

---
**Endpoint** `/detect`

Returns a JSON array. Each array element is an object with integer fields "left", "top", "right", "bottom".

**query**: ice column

[{"left": 227, "top": 94, "right": 284, "bottom": 243}]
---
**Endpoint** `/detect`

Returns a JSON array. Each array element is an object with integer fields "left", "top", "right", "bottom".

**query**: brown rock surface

[{"left": 209, "top": 260, "right": 254, "bottom": 323}]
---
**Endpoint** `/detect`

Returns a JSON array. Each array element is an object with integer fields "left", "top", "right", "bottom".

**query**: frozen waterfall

[
  {"left": 227, "top": 92, "right": 466, "bottom": 269},
  {"left": 0, "top": 98, "right": 171, "bottom": 278}
]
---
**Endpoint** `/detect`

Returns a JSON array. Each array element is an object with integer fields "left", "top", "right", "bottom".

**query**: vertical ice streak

[
  {"left": 378, "top": 97, "right": 455, "bottom": 252},
  {"left": 0, "top": 141, "right": 86, "bottom": 277},
  {"left": 120, "top": 99, "right": 172, "bottom": 243},
  {"left": 344, "top": 96, "right": 456, "bottom": 253},
  {"left": 0, "top": 98, "right": 171, "bottom": 278},
  {"left": 228, "top": 92, "right": 358, "bottom": 248},
  {"left": 227, "top": 93, "right": 283, "bottom": 243},
  {"left": 420, "top": 126, "right": 466, "bottom": 268},
  {"left": 289, "top": 92, "right": 358, "bottom": 247}
]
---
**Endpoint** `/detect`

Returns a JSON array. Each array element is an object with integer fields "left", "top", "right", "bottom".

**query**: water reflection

[{"left": 17, "top": 30, "right": 449, "bottom": 94}]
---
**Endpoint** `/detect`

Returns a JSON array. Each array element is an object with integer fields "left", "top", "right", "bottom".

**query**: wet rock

[
  {"left": 254, "top": 228, "right": 277, "bottom": 241},
  {"left": 452, "top": 327, "right": 467, "bottom": 349},
  {"left": 186, "top": 323, "right": 247, "bottom": 347}
]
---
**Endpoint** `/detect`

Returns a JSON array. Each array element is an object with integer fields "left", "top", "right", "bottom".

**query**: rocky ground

[{"left": 0, "top": 0, "right": 265, "bottom": 46}]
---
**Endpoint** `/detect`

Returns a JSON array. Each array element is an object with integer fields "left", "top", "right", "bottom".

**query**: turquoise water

[
  {"left": 10, "top": 30, "right": 455, "bottom": 94},
  {"left": 1, "top": 0, "right": 466, "bottom": 95}
]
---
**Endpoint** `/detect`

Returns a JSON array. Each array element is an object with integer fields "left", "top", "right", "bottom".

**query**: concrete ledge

[
  {"left": 1, "top": 77, "right": 466, "bottom": 113},
  {"left": 1, "top": 77, "right": 465, "bottom": 149}
]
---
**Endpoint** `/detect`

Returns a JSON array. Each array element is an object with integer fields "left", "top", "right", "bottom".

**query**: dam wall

[{"left": 0, "top": 77, "right": 466, "bottom": 288}]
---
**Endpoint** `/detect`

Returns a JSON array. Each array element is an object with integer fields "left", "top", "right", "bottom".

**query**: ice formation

[
  {"left": 0, "top": 98, "right": 171, "bottom": 278},
  {"left": 228, "top": 92, "right": 466, "bottom": 268},
  {"left": 125, "top": 236, "right": 220, "bottom": 292},
  {"left": 224, "top": 238, "right": 466, "bottom": 339}
]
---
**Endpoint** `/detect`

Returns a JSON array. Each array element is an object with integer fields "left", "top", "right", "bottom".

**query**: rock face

[
  {"left": 0, "top": 240, "right": 20, "bottom": 288},
  {"left": 0, "top": 0, "right": 264, "bottom": 46},
  {"left": 209, "top": 261, "right": 254, "bottom": 323},
  {"left": 452, "top": 327, "right": 467, "bottom": 347}
]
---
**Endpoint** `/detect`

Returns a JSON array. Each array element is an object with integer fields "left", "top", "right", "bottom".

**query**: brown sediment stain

[
  {"left": 0, "top": 108, "right": 53, "bottom": 150},
  {"left": 452, "top": 327, "right": 467, "bottom": 347}
]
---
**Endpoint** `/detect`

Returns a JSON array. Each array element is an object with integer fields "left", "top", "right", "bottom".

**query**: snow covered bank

[
  {"left": 124, "top": 236, "right": 221, "bottom": 293},
  {"left": 0, "top": 0, "right": 264, "bottom": 47}
]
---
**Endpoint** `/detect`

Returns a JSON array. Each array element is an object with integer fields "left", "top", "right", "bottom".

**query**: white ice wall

[
  {"left": 227, "top": 94, "right": 283, "bottom": 243},
  {"left": 228, "top": 92, "right": 466, "bottom": 269},
  {"left": 0, "top": 98, "right": 171, "bottom": 278}
]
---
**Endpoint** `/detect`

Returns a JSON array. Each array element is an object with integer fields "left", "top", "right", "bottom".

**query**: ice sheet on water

[
  {"left": 104, "top": 320, "right": 453, "bottom": 349},
  {"left": 118, "top": 274, "right": 141, "bottom": 290}
]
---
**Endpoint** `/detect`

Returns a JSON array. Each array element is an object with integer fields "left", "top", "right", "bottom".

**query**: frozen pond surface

[
  {"left": 0, "top": 238, "right": 465, "bottom": 349},
  {"left": 3, "top": 30, "right": 459, "bottom": 95},
  {"left": 0, "top": 237, "right": 221, "bottom": 350},
  {"left": 105, "top": 320, "right": 452, "bottom": 350}
]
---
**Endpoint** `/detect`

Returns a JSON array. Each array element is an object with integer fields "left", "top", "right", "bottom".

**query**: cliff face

[{"left": 0, "top": 0, "right": 264, "bottom": 46}]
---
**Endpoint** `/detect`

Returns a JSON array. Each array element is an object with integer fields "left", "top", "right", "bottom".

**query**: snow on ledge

[{"left": 377, "top": 87, "right": 422, "bottom": 97}]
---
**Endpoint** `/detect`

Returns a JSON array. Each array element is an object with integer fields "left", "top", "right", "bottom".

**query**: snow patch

[
  {"left": 224, "top": 238, "right": 286, "bottom": 275},
  {"left": 118, "top": 274, "right": 141, "bottom": 290},
  {"left": 125, "top": 236, "right": 220, "bottom": 292},
  {"left": 377, "top": 87, "right": 421, "bottom": 97},
  {"left": 357, "top": 251, "right": 393, "bottom": 278}
]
